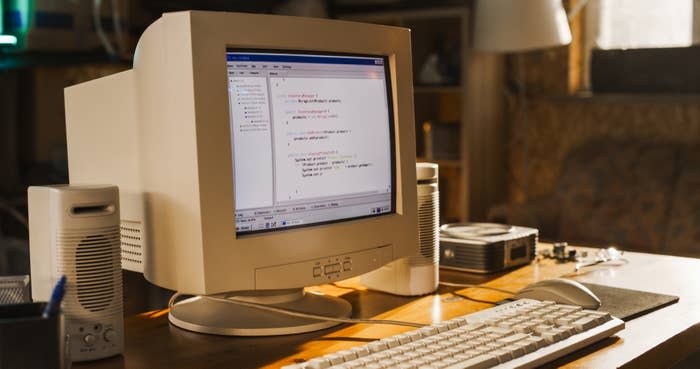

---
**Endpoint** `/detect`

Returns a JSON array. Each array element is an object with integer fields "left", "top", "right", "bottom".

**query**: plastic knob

[
  {"left": 103, "top": 328, "right": 117, "bottom": 342},
  {"left": 83, "top": 333, "right": 97, "bottom": 346}
]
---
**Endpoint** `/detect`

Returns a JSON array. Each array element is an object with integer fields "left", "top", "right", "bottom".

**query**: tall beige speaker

[
  {"left": 361, "top": 163, "right": 439, "bottom": 295},
  {"left": 28, "top": 185, "right": 123, "bottom": 362}
]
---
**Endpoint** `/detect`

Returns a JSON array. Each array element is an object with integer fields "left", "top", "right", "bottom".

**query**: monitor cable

[
  {"left": 438, "top": 281, "right": 516, "bottom": 295},
  {"left": 438, "top": 281, "right": 517, "bottom": 305},
  {"left": 168, "top": 292, "right": 425, "bottom": 328}
]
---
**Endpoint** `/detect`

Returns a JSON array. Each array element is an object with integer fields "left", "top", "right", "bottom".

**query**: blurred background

[{"left": 1, "top": 0, "right": 700, "bottom": 299}]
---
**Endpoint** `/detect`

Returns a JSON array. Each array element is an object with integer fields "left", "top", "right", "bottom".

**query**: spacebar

[{"left": 444, "top": 354, "right": 499, "bottom": 369}]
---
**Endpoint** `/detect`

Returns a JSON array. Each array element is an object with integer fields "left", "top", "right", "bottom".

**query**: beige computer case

[{"left": 65, "top": 11, "right": 419, "bottom": 295}]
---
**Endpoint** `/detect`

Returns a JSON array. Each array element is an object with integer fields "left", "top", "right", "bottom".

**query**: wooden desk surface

[{"left": 76, "top": 246, "right": 700, "bottom": 369}]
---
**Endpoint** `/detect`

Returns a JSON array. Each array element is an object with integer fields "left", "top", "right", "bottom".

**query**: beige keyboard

[{"left": 283, "top": 299, "right": 624, "bottom": 369}]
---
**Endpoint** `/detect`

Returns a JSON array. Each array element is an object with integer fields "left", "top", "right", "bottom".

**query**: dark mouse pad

[{"left": 581, "top": 283, "right": 678, "bottom": 321}]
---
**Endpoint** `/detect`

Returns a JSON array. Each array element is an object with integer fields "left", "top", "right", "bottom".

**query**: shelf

[
  {"left": 0, "top": 50, "right": 127, "bottom": 70},
  {"left": 417, "top": 158, "right": 461, "bottom": 168},
  {"left": 414, "top": 85, "right": 461, "bottom": 94},
  {"left": 546, "top": 92, "right": 700, "bottom": 104}
]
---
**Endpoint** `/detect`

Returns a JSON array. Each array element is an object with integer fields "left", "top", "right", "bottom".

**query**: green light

[{"left": 0, "top": 35, "right": 18, "bottom": 45}]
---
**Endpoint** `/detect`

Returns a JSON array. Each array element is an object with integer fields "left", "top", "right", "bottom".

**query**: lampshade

[{"left": 474, "top": 0, "right": 572, "bottom": 52}]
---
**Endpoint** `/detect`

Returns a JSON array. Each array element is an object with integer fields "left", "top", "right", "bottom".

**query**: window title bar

[{"left": 226, "top": 52, "right": 384, "bottom": 66}]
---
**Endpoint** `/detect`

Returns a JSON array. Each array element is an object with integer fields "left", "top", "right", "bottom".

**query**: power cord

[
  {"left": 168, "top": 292, "right": 425, "bottom": 328},
  {"left": 439, "top": 281, "right": 517, "bottom": 305},
  {"left": 0, "top": 200, "right": 29, "bottom": 231},
  {"left": 438, "top": 281, "right": 517, "bottom": 295}
]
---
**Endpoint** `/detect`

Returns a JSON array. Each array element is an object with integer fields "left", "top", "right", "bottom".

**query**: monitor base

[{"left": 168, "top": 288, "right": 352, "bottom": 336}]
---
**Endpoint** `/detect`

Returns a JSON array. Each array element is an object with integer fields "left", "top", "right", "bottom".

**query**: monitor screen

[{"left": 226, "top": 49, "right": 396, "bottom": 235}]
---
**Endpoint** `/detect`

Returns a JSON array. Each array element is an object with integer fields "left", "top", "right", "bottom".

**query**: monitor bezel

[{"left": 182, "top": 11, "right": 419, "bottom": 293}]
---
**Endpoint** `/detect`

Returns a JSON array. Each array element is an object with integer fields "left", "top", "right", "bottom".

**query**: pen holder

[{"left": 0, "top": 302, "right": 70, "bottom": 369}]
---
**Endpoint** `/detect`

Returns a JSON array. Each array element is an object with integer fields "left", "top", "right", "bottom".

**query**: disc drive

[{"left": 439, "top": 223, "right": 537, "bottom": 273}]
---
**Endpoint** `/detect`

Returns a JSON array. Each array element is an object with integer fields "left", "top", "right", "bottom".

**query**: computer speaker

[
  {"left": 28, "top": 185, "right": 123, "bottom": 362},
  {"left": 361, "top": 163, "right": 439, "bottom": 295}
]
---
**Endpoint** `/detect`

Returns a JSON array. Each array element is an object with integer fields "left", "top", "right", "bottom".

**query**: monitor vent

[
  {"left": 57, "top": 226, "right": 123, "bottom": 317},
  {"left": 120, "top": 220, "right": 144, "bottom": 272}
]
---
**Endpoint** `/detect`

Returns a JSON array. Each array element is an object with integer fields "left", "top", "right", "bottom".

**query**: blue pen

[{"left": 42, "top": 275, "right": 66, "bottom": 319}]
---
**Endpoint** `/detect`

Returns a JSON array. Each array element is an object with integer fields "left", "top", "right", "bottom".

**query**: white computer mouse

[{"left": 513, "top": 278, "right": 601, "bottom": 309}]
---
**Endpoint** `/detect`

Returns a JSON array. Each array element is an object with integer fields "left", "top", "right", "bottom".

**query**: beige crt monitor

[{"left": 65, "top": 11, "right": 419, "bottom": 336}]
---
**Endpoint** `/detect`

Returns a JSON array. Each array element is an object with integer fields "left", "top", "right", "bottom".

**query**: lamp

[{"left": 474, "top": 0, "right": 572, "bottom": 52}]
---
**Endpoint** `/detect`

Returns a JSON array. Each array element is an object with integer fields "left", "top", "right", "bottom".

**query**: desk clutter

[{"left": 0, "top": 302, "right": 70, "bottom": 369}]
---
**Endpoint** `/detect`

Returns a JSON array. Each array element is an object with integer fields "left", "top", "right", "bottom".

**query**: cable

[
  {"left": 451, "top": 292, "right": 501, "bottom": 305},
  {"left": 439, "top": 281, "right": 517, "bottom": 295},
  {"left": 111, "top": 0, "right": 125, "bottom": 56},
  {"left": 0, "top": 200, "right": 28, "bottom": 231},
  {"left": 93, "top": 0, "right": 116, "bottom": 58},
  {"left": 168, "top": 292, "right": 425, "bottom": 328}
]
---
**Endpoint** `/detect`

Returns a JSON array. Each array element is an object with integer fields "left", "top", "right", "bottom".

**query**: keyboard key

[
  {"left": 497, "top": 333, "right": 529, "bottom": 345},
  {"left": 434, "top": 323, "right": 451, "bottom": 333},
  {"left": 571, "top": 316, "right": 599, "bottom": 330},
  {"left": 381, "top": 337, "right": 401, "bottom": 348},
  {"left": 445, "top": 354, "right": 498, "bottom": 369},
  {"left": 368, "top": 341, "right": 388, "bottom": 353},
  {"left": 525, "top": 335, "right": 546, "bottom": 349},
  {"left": 539, "top": 331, "right": 560, "bottom": 343},
  {"left": 440, "top": 357, "right": 461, "bottom": 366},
  {"left": 482, "top": 326, "right": 514, "bottom": 336},
  {"left": 396, "top": 364, "right": 416, "bottom": 369},
  {"left": 305, "top": 358, "right": 331, "bottom": 369},
  {"left": 406, "top": 331, "right": 424, "bottom": 342},
  {"left": 419, "top": 327, "right": 440, "bottom": 337},
  {"left": 325, "top": 353, "right": 344, "bottom": 365},
  {"left": 489, "top": 349, "right": 513, "bottom": 363},
  {"left": 514, "top": 340, "right": 537, "bottom": 354},
  {"left": 350, "top": 346, "right": 370, "bottom": 357}
]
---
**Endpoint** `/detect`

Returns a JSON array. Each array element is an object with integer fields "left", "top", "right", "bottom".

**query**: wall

[
  {"left": 503, "top": 37, "right": 700, "bottom": 205},
  {"left": 508, "top": 95, "right": 700, "bottom": 204}
]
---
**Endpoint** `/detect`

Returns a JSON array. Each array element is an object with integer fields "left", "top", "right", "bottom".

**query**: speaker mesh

[{"left": 56, "top": 226, "right": 122, "bottom": 317}]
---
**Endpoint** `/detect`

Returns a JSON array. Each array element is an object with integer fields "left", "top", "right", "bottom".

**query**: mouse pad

[{"left": 580, "top": 283, "right": 679, "bottom": 321}]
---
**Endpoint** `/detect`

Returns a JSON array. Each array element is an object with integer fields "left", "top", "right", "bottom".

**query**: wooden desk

[{"left": 76, "top": 247, "right": 700, "bottom": 369}]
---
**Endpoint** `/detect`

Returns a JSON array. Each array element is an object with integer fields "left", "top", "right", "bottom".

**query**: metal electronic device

[{"left": 440, "top": 223, "right": 537, "bottom": 273}]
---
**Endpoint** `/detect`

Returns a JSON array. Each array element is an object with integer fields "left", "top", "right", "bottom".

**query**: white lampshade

[{"left": 474, "top": 0, "right": 572, "bottom": 52}]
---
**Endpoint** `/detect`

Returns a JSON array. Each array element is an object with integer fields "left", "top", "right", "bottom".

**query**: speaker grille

[
  {"left": 76, "top": 234, "right": 118, "bottom": 312},
  {"left": 56, "top": 226, "right": 122, "bottom": 317},
  {"left": 416, "top": 190, "right": 439, "bottom": 265},
  {"left": 120, "top": 220, "right": 144, "bottom": 272}
]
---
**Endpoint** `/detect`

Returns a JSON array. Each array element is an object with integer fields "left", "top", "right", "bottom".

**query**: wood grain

[{"left": 74, "top": 245, "right": 700, "bottom": 369}]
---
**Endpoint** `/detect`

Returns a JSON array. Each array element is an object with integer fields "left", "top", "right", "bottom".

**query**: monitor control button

[
  {"left": 313, "top": 266, "right": 322, "bottom": 277},
  {"left": 83, "top": 333, "right": 97, "bottom": 346},
  {"left": 324, "top": 265, "right": 334, "bottom": 274},
  {"left": 103, "top": 328, "right": 117, "bottom": 342},
  {"left": 331, "top": 263, "right": 341, "bottom": 273},
  {"left": 343, "top": 261, "right": 352, "bottom": 271}
]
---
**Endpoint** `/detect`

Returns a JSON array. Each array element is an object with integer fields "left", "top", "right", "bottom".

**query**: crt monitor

[{"left": 65, "top": 11, "right": 419, "bottom": 336}]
